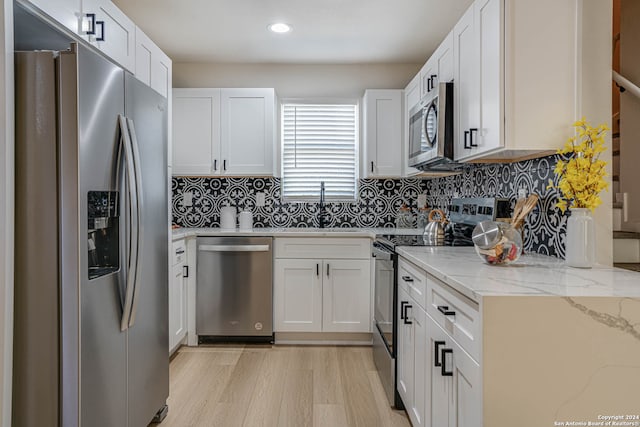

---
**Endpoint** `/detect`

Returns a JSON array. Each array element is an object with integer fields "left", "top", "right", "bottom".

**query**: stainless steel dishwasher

[{"left": 196, "top": 236, "right": 273, "bottom": 342}]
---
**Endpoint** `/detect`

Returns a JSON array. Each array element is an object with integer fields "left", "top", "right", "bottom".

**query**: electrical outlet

[
  {"left": 255, "top": 192, "right": 266, "bottom": 207},
  {"left": 417, "top": 194, "right": 427, "bottom": 208},
  {"left": 183, "top": 191, "right": 193, "bottom": 207},
  {"left": 518, "top": 188, "right": 527, "bottom": 199}
]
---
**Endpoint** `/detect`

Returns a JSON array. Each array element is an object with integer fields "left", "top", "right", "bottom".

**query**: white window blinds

[{"left": 281, "top": 102, "right": 358, "bottom": 201}]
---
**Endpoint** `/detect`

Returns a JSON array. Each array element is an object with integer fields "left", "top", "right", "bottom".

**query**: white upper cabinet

[
  {"left": 452, "top": 0, "right": 579, "bottom": 161},
  {"left": 220, "top": 89, "right": 275, "bottom": 176},
  {"left": 172, "top": 89, "right": 221, "bottom": 176},
  {"left": 420, "top": 31, "right": 454, "bottom": 99},
  {"left": 362, "top": 89, "right": 403, "bottom": 178},
  {"left": 81, "top": 0, "right": 136, "bottom": 72},
  {"left": 28, "top": 0, "right": 81, "bottom": 33},
  {"left": 135, "top": 27, "right": 172, "bottom": 98},
  {"left": 172, "top": 88, "right": 275, "bottom": 176},
  {"left": 453, "top": 5, "right": 480, "bottom": 161}
]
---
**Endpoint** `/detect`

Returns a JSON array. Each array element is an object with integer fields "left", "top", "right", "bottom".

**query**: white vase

[{"left": 565, "top": 208, "right": 595, "bottom": 268}]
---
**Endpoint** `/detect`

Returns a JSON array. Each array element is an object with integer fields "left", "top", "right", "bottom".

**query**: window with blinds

[{"left": 281, "top": 102, "right": 359, "bottom": 201}]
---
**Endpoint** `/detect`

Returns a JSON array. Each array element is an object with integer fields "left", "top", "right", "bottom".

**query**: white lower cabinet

[
  {"left": 274, "top": 238, "right": 371, "bottom": 333},
  {"left": 397, "top": 278, "right": 427, "bottom": 427},
  {"left": 398, "top": 256, "right": 481, "bottom": 427},
  {"left": 170, "top": 240, "right": 188, "bottom": 353},
  {"left": 426, "top": 314, "right": 481, "bottom": 427}
]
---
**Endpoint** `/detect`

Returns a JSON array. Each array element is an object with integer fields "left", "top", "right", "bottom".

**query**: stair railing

[{"left": 613, "top": 71, "right": 640, "bottom": 102}]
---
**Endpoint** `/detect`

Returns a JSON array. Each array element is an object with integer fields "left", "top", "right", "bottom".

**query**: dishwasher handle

[{"left": 198, "top": 244, "right": 271, "bottom": 252}]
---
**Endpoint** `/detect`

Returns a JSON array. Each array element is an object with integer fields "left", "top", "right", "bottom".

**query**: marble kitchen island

[{"left": 396, "top": 246, "right": 640, "bottom": 427}]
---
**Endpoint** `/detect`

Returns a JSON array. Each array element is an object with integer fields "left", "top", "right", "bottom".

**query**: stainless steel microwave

[{"left": 408, "top": 82, "right": 457, "bottom": 170}]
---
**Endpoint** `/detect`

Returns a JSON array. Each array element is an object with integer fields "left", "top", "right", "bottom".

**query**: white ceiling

[{"left": 112, "top": 0, "right": 474, "bottom": 64}]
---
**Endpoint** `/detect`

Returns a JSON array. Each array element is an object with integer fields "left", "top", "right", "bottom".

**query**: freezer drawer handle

[{"left": 198, "top": 244, "right": 270, "bottom": 252}]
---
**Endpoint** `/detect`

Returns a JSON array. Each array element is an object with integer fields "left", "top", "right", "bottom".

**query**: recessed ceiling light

[{"left": 268, "top": 23, "right": 292, "bottom": 34}]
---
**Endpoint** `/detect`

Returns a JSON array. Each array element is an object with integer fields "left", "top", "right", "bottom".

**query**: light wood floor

[{"left": 155, "top": 345, "right": 411, "bottom": 427}]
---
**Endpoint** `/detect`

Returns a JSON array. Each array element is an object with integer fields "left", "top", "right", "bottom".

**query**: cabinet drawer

[
  {"left": 172, "top": 240, "right": 186, "bottom": 266},
  {"left": 398, "top": 258, "right": 427, "bottom": 310},
  {"left": 274, "top": 238, "right": 370, "bottom": 259},
  {"left": 426, "top": 276, "right": 480, "bottom": 361}
]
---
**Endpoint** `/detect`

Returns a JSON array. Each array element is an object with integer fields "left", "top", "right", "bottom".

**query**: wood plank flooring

[{"left": 155, "top": 345, "right": 410, "bottom": 427}]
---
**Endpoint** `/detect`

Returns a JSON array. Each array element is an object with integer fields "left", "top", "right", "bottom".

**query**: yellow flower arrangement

[{"left": 547, "top": 118, "right": 609, "bottom": 213}]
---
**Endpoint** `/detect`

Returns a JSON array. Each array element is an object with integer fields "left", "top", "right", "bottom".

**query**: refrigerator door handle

[
  {"left": 126, "top": 118, "right": 144, "bottom": 328},
  {"left": 118, "top": 115, "right": 140, "bottom": 331}
]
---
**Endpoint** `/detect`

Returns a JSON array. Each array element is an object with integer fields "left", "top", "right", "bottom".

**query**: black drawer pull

[
  {"left": 400, "top": 301, "right": 408, "bottom": 320},
  {"left": 441, "top": 348, "right": 453, "bottom": 376},
  {"left": 401, "top": 275, "right": 414, "bottom": 283},
  {"left": 434, "top": 341, "right": 446, "bottom": 367},
  {"left": 403, "top": 304, "right": 413, "bottom": 324},
  {"left": 175, "top": 249, "right": 185, "bottom": 255},
  {"left": 437, "top": 305, "right": 456, "bottom": 316}
]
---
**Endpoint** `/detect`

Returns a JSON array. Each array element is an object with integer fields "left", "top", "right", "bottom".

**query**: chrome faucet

[{"left": 319, "top": 181, "right": 327, "bottom": 228}]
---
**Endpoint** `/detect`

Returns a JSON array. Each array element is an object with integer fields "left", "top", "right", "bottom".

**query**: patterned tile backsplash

[
  {"left": 172, "top": 153, "right": 569, "bottom": 258},
  {"left": 172, "top": 178, "right": 429, "bottom": 229}
]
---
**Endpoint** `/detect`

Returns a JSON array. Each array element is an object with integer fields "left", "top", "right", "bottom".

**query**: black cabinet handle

[
  {"left": 441, "top": 348, "right": 453, "bottom": 376},
  {"left": 400, "top": 301, "right": 408, "bottom": 320},
  {"left": 469, "top": 128, "right": 478, "bottom": 147},
  {"left": 434, "top": 341, "right": 446, "bottom": 367},
  {"left": 223, "top": 160, "right": 227, "bottom": 171},
  {"left": 401, "top": 275, "right": 413, "bottom": 283},
  {"left": 464, "top": 130, "right": 470, "bottom": 149},
  {"left": 213, "top": 159, "right": 218, "bottom": 171},
  {"left": 85, "top": 13, "right": 96, "bottom": 35},
  {"left": 96, "top": 20, "right": 105, "bottom": 41},
  {"left": 326, "top": 263, "right": 330, "bottom": 277},
  {"left": 175, "top": 249, "right": 185, "bottom": 255},
  {"left": 437, "top": 305, "right": 456, "bottom": 316},
  {"left": 182, "top": 265, "right": 189, "bottom": 278},
  {"left": 316, "top": 263, "right": 319, "bottom": 276},
  {"left": 403, "top": 304, "right": 413, "bottom": 324},
  {"left": 371, "top": 161, "right": 374, "bottom": 173},
  {"left": 429, "top": 74, "right": 437, "bottom": 91}
]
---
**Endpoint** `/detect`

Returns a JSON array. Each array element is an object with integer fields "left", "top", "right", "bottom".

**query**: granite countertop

[
  {"left": 396, "top": 246, "right": 640, "bottom": 301},
  {"left": 171, "top": 227, "right": 426, "bottom": 240}
]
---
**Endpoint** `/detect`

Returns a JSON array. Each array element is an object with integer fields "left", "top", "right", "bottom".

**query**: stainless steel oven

[{"left": 372, "top": 239, "right": 403, "bottom": 408}]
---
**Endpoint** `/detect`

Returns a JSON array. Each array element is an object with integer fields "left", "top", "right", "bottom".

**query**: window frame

[{"left": 279, "top": 98, "right": 360, "bottom": 203}]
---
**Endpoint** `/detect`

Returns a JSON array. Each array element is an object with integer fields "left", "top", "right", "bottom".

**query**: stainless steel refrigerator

[{"left": 13, "top": 43, "right": 169, "bottom": 427}]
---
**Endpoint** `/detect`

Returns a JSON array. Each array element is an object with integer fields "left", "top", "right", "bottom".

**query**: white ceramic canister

[
  {"left": 220, "top": 206, "right": 237, "bottom": 229},
  {"left": 238, "top": 210, "right": 253, "bottom": 230}
]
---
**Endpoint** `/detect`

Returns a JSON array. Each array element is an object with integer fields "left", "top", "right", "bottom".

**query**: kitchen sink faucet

[{"left": 319, "top": 181, "right": 328, "bottom": 228}]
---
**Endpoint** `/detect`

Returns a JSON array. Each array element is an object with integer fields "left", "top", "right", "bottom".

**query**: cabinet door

[
  {"left": 170, "top": 263, "right": 185, "bottom": 352},
  {"left": 172, "top": 89, "right": 221, "bottom": 176},
  {"left": 450, "top": 338, "right": 481, "bottom": 427},
  {"left": 274, "top": 259, "right": 322, "bottom": 332},
  {"left": 363, "top": 90, "right": 403, "bottom": 178},
  {"left": 134, "top": 26, "right": 153, "bottom": 87},
  {"left": 82, "top": 0, "right": 136, "bottom": 72},
  {"left": 151, "top": 48, "right": 171, "bottom": 99},
  {"left": 420, "top": 60, "right": 435, "bottom": 99},
  {"left": 435, "top": 31, "right": 454, "bottom": 84},
  {"left": 409, "top": 305, "right": 427, "bottom": 427},
  {"left": 322, "top": 259, "right": 371, "bottom": 333},
  {"left": 426, "top": 314, "right": 453, "bottom": 427},
  {"left": 397, "top": 287, "right": 414, "bottom": 406},
  {"left": 453, "top": 5, "right": 480, "bottom": 161},
  {"left": 29, "top": 0, "right": 81, "bottom": 33},
  {"left": 475, "top": 0, "right": 503, "bottom": 155},
  {"left": 403, "top": 74, "right": 422, "bottom": 177},
  {"left": 220, "top": 88, "right": 275, "bottom": 175}
]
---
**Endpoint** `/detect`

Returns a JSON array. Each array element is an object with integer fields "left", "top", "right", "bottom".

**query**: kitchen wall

[
  {"left": 423, "top": 154, "right": 568, "bottom": 258},
  {"left": 172, "top": 177, "right": 428, "bottom": 228},
  {"left": 172, "top": 153, "right": 569, "bottom": 258},
  {"left": 173, "top": 62, "right": 421, "bottom": 99}
]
